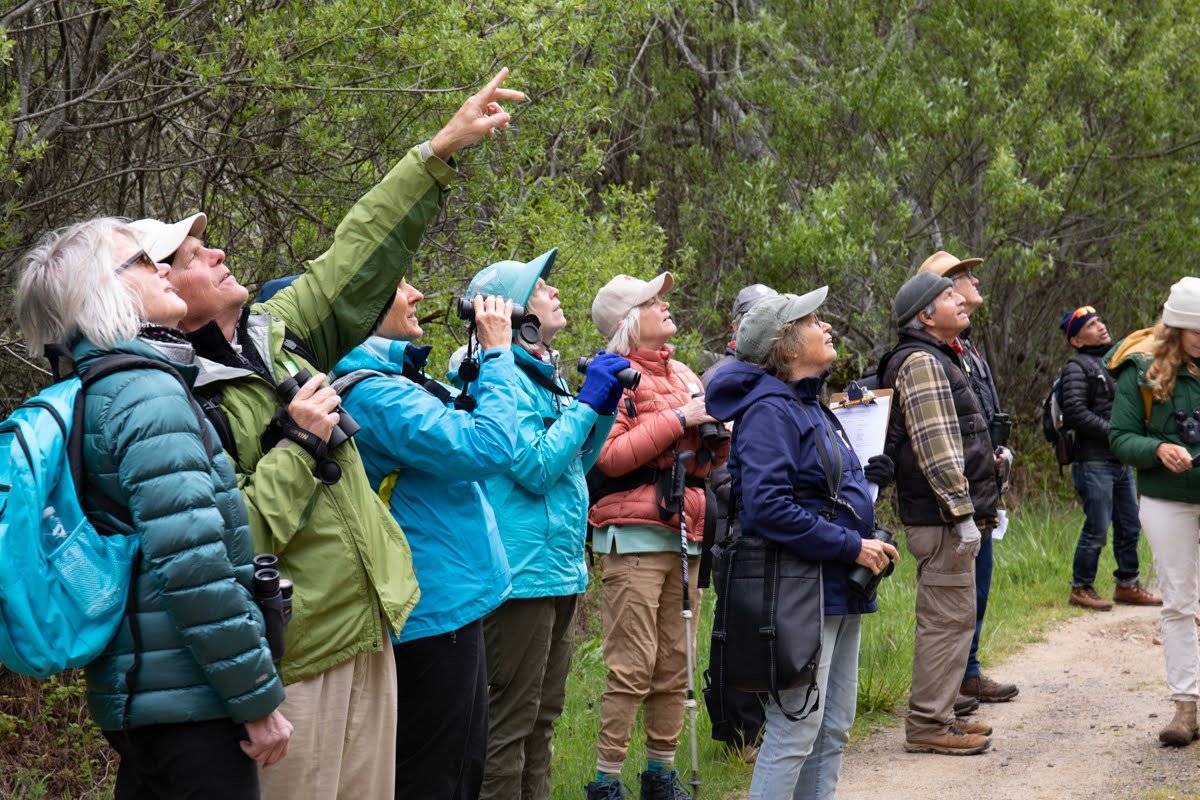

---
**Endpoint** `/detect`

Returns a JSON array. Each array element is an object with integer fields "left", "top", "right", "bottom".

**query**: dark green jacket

[
  {"left": 1109, "top": 350, "right": 1200, "bottom": 502},
  {"left": 76, "top": 337, "right": 284, "bottom": 731},
  {"left": 188, "top": 145, "right": 454, "bottom": 683}
]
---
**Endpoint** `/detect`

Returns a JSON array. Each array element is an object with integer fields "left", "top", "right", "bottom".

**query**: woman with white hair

[
  {"left": 585, "top": 272, "right": 727, "bottom": 800},
  {"left": 16, "top": 217, "right": 290, "bottom": 798}
]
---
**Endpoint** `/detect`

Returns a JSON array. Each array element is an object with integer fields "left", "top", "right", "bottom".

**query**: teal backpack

[{"left": 0, "top": 354, "right": 182, "bottom": 678}]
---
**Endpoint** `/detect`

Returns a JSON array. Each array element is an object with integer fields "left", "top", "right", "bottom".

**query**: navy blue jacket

[{"left": 706, "top": 361, "right": 878, "bottom": 616}]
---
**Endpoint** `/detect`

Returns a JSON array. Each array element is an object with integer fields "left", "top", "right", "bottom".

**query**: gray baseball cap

[
  {"left": 893, "top": 272, "right": 953, "bottom": 328},
  {"left": 735, "top": 287, "right": 828, "bottom": 364},
  {"left": 732, "top": 283, "right": 779, "bottom": 321}
]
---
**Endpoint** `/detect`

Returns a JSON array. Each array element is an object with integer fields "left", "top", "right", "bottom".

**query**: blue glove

[
  {"left": 863, "top": 453, "right": 895, "bottom": 488},
  {"left": 577, "top": 352, "right": 632, "bottom": 415}
]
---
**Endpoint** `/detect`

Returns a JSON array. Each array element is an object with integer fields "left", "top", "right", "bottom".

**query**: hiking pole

[{"left": 674, "top": 449, "right": 702, "bottom": 799}]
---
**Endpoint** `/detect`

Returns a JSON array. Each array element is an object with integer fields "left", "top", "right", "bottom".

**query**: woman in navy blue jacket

[{"left": 706, "top": 288, "right": 898, "bottom": 800}]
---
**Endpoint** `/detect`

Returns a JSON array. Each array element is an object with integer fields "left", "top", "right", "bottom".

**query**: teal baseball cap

[{"left": 467, "top": 248, "right": 558, "bottom": 307}]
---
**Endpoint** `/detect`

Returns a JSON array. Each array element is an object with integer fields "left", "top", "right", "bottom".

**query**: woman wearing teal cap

[{"left": 464, "top": 250, "right": 632, "bottom": 800}]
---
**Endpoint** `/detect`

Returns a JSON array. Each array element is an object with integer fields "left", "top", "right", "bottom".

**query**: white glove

[
  {"left": 955, "top": 518, "right": 982, "bottom": 558},
  {"left": 995, "top": 446, "right": 1014, "bottom": 495}
]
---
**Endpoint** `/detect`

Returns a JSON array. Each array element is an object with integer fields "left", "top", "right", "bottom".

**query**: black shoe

[
  {"left": 585, "top": 777, "right": 628, "bottom": 800},
  {"left": 639, "top": 769, "right": 692, "bottom": 800},
  {"left": 953, "top": 694, "right": 980, "bottom": 716}
]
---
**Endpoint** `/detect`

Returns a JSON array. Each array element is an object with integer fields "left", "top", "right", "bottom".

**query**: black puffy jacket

[{"left": 1059, "top": 346, "right": 1119, "bottom": 463}]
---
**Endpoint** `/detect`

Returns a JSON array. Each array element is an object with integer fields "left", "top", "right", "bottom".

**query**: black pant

[
  {"left": 103, "top": 718, "right": 258, "bottom": 800},
  {"left": 394, "top": 618, "right": 489, "bottom": 800}
]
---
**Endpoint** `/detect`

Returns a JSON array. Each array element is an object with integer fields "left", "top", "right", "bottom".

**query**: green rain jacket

[{"left": 186, "top": 145, "right": 454, "bottom": 684}]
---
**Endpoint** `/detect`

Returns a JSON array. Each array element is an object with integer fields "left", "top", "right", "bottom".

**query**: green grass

[{"left": 550, "top": 495, "right": 1152, "bottom": 799}]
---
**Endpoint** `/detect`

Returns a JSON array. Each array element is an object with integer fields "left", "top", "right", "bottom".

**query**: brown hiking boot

[
  {"left": 1069, "top": 585, "right": 1113, "bottom": 611},
  {"left": 1113, "top": 582, "right": 1162, "bottom": 606},
  {"left": 1159, "top": 700, "right": 1199, "bottom": 747},
  {"left": 953, "top": 695, "right": 979, "bottom": 716},
  {"left": 904, "top": 726, "right": 991, "bottom": 755},
  {"left": 954, "top": 717, "right": 993, "bottom": 736},
  {"left": 961, "top": 674, "right": 1019, "bottom": 703}
]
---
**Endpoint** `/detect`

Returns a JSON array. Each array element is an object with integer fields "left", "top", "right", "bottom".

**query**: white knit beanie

[{"left": 1163, "top": 276, "right": 1200, "bottom": 331}]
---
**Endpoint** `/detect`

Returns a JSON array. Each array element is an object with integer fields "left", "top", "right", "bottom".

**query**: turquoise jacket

[
  {"left": 475, "top": 346, "right": 614, "bottom": 598},
  {"left": 74, "top": 336, "right": 284, "bottom": 731},
  {"left": 332, "top": 338, "right": 515, "bottom": 642}
]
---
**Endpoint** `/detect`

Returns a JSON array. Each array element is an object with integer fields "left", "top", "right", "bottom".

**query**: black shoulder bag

[{"left": 707, "top": 412, "right": 853, "bottom": 722}]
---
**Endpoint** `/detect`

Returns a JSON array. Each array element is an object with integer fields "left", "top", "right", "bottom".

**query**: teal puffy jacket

[{"left": 73, "top": 337, "right": 284, "bottom": 731}]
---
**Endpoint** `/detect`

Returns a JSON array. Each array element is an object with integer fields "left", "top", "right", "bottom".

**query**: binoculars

[
  {"left": 276, "top": 368, "right": 360, "bottom": 451},
  {"left": 988, "top": 412, "right": 1011, "bottom": 449},
  {"left": 1174, "top": 408, "right": 1200, "bottom": 445},
  {"left": 252, "top": 554, "right": 294, "bottom": 661},
  {"left": 455, "top": 296, "right": 527, "bottom": 326},
  {"left": 691, "top": 392, "right": 730, "bottom": 446},
  {"left": 576, "top": 355, "right": 642, "bottom": 391},
  {"left": 846, "top": 528, "right": 897, "bottom": 600}
]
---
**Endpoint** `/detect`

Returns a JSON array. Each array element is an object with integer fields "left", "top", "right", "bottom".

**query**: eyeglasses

[
  {"left": 116, "top": 249, "right": 157, "bottom": 275},
  {"left": 1069, "top": 305, "right": 1097, "bottom": 323},
  {"left": 955, "top": 270, "right": 975, "bottom": 281}
]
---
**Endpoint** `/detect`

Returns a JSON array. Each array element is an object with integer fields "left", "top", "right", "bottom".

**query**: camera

[
  {"left": 846, "top": 528, "right": 897, "bottom": 600},
  {"left": 455, "top": 296, "right": 527, "bottom": 326},
  {"left": 276, "top": 368, "right": 360, "bottom": 450},
  {"left": 252, "top": 554, "right": 293, "bottom": 661},
  {"left": 692, "top": 392, "right": 730, "bottom": 446},
  {"left": 988, "top": 412, "right": 1011, "bottom": 449},
  {"left": 576, "top": 355, "right": 641, "bottom": 391},
  {"left": 1174, "top": 408, "right": 1200, "bottom": 445}
]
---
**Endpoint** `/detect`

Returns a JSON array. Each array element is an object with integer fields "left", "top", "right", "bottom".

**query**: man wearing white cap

[{"left": 130, "top": 70, "right": 524, "bottom": 800}]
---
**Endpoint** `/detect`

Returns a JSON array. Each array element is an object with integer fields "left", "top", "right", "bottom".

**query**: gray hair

[
  {"left": 17, "top": 217, "right": 144, "bottom": 355},
  {"left": 903, "top": 300, "right": 939, "bottom": 331},
  {"left": 604, "top": 305, "right": 643, "bottom": 355}
]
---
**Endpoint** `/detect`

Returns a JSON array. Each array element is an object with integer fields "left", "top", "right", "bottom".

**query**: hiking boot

[
  {"left": 953, "top": 694, "right": 980, "bottom": 716},
  {"left": 1113, "top": 582, "right": 1162, "bottom": 606},
  {"left": 961, "top": 673, "right": 1019, "bottom": 703},
  {"left": 638, "top": 768, "right": 692, "bottom": 800},
  {"left": 903, "top": 725, "right": 991, "bottom": 755},
  {"left": 585, "top": 776, "right": 629, "bottom": 800},
  {"left": 1069, "top": 585, "right": 1113, "bottom": 611},
  {"left": 1159, "top": 700, "right": 1199, "bottom": 747},
  {"left": 954, "top": 717, "right": 993, "bottom": 736}
]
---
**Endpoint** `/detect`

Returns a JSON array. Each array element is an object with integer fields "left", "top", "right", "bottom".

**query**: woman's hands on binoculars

[
  {"left": 472, "top": 294, "right": 515, "bottom": 351},
  {"left": 287, "top": 373, "right": 342, "bottom": 443},
  {"left": 855, "top": 537, "right": 900, "bottom": 576}
]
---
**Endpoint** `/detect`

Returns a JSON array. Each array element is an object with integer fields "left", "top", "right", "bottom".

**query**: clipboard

[{"left": 828, "top": 382, "right": 893, "bottom": 501}]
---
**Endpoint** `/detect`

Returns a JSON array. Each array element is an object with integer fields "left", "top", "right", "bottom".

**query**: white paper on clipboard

[{"left": 828, "top": 388, "right": 893, "bottom": 502}]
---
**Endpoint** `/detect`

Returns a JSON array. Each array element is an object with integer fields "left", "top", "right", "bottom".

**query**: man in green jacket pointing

[{"left": 131, "top": 69, "right": 523, "bottom": 800}]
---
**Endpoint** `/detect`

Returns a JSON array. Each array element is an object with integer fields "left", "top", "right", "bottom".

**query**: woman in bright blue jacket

[
  {"left": 16, "top": 217, "right": 290, "bottom": 798},
  {"left": 460, "top": 250, "right": 629, "bottom": 800},
  {"left": 331, "top": 281, "right": 518, "bottom": 799},
  {"left": 705, "top": 288, "right": 899, "bottom": 800}
]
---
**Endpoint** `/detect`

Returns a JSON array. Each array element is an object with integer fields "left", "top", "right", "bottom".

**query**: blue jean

[
  {"left": 964, "top": 537, "right": 993, "bottom": 680},
  {"left": 1071, "top": 461, "right": 1142, "bottom": 587},
  {"left": 749, "top": 614, "right": 861, "bottom": 800}
]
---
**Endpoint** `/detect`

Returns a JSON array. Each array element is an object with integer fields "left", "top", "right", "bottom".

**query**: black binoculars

[
  {"left": 576, "top": 355, "right": 642, "bottom": 391},
  {"left": 691, "top": 392, "right": 730, "bottom": 446},
  {"left": 846, "top": 528, "right": 897, "bottom": 600},
  {"left": 455, "top": 296, "right": 527, "bottom": 326},
  {"left": 276, "top": 368, "right": 360, "bottom": 450},
  {"left": 988, "top": 412, "right": 1011, "bottom": 449},
  {"left": 252, "top": 554, "right": 294, "bottom": 661},
  {"left": 1174, "top": 408, "right": 1200, "bottom": 445}
]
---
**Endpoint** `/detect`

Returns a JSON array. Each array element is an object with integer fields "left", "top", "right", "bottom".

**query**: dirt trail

[{"left": 837, "top": 604, "right": 1199, "bottom": 800}]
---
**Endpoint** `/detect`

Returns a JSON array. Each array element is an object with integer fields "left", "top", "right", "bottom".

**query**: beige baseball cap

[
  {"left": 130, "top": 212, "right": 207, "bottom": 262},
  {"left": 917, "top": 250, "right": 982, "bottom": 279},
  {"left": 591, "top": 272, "right": 675, "bottom": 338}
]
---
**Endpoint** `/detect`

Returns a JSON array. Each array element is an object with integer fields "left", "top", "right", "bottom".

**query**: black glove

[{"left": 863, "top": 453, "right": 895, "bottom": 488}]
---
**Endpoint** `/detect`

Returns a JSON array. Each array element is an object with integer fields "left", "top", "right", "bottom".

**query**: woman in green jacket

[
  {"left": 1109, "top": 276, "right": 1200, "bottom": 748},
  {"left": 16, "top": 218, "right": 290, "bottom": 798}
]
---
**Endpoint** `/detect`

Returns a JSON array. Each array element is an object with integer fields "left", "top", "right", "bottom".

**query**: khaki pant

[
  {"left": 904, "top": 524, "right": 976, "bottom": 742},
  {"left": 260, "top": 629, "right": 397, "bottom": 800},
  {"left": 480, "top": 595, "right": 578, "bottom": 800},
  {"left": 596, "top": 550, "right": 701, "bottom": 771}
]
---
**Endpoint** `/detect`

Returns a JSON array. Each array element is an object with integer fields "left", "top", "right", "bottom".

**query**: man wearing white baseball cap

[{"left": 130, "top": 70, "right": 525, "bottom": 800}]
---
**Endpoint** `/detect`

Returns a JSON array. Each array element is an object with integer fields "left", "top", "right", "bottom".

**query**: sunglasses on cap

[
  {"left": 116, "top": 249, "right": 157, "bottom": 275},
  {"left": 1068, "top": 305, "right": 1097, "bottom": 323}
]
